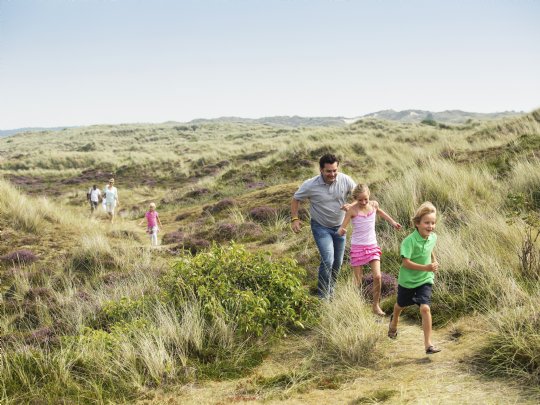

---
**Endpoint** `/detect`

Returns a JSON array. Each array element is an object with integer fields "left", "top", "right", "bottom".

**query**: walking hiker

[
  {"left": 103, "top": 178, "right": 119, "bottom": 223},
  {"left": 87, "top": 184, "right": 102, "bottom": 213}
]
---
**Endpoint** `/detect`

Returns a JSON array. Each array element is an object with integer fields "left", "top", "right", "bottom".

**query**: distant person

[
  {"left": 388, "top": 201, "right": 441, "bottom": 355},
  {"left": 139, "top": 202, "right": 163, "bottom": 246},
  {"left": 103, "top": 178, "right": 119, "bottom": 223},
  {"left": 291, "top": 153, "right": 357, "bottom": 299},
  {"left": 338, "top": 184, "right": 401, "bottom": 316},
  {"left": 87, "top": 184, "right": 102, "bottom": 214}
]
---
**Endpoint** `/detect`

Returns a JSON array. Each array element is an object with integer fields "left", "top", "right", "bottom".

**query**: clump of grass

[
  {"left": 478, "top": 294, "right": 540, "bottom": 384},
  {"left": 314, "top": 283, "right": 386, "bottom": 366},
  {"left": 0, "top": 179, "right": 44, "bottom": 233},
  {"left": 69, "top": 233, "right": 117, "bottom": 274}
]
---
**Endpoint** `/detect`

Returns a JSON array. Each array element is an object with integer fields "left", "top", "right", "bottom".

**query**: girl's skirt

[{"left": 350, "top": 244, "right": 382, "bottom": 266}]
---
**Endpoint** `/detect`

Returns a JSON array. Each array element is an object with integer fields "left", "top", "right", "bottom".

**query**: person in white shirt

[
  {"left": 87, "top": 184, "right": 102, "bottom": 214},
  {"left": 103, "top": 178, "right": 120, "bottom": 223}
]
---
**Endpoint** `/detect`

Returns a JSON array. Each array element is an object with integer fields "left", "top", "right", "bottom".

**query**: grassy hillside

[{"left": 0, "top": 110, "right": 539, "bottom": 403}]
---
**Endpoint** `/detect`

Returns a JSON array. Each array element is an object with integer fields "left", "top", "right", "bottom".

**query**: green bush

[{"left": 161, "top": 243, "right": 318, "bottom": 336}]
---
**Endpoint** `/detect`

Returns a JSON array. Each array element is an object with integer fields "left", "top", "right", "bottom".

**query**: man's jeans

[{"left": 311, "top": 219, "right": 346, "bottom": 299}]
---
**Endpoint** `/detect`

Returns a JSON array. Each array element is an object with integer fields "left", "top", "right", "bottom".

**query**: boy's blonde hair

[
  {"left": 412, "top": 201, "right": 436, "bottom": 225},
  {"left": 352, "top": 184, "right": 370, "bottom": 199},
  {"left": 149, "top": 202, "right": 156, "bottom": 209}
]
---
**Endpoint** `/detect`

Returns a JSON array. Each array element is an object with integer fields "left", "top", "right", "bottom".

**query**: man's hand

[
  {"left": 341, "top": 203, "right": 354, "bottom": 212},
  {"left": 291, "top": 219, "right": 301, "bottom": 233}
]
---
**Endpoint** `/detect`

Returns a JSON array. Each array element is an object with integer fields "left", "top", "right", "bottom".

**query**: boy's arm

[
  {"left": 338, "top": 210, "right": 353, "bottom": 236},
  {"left": 402, "top": 258, "right": 439, "bottom": 272},
  {"left": 374, "top": 201, "right": 402, "bottom": 230}
]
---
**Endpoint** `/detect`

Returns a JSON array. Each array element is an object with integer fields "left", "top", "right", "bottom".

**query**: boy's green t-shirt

[{"left": 398, "top": 229, "right": 437, "bottom": 288}]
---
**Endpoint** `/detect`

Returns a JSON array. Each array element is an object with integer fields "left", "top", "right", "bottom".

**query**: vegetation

[{"left": 0, "top": 109, "right": 539, "bottom": 403}]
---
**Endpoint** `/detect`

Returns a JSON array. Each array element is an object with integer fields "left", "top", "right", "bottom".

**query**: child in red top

[{"left": 139, "top": 202, "right": 163, "bottom": 246}]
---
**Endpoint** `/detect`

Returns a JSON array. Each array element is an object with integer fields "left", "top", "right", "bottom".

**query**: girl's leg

[
  {"left": 352, "top": 266, "right": 363, "bottom": 288},
  {"left": 420, "top": 304, "right": 434, "bottom": 349},
  {"left": 369, "top": 260, "right": 385, "bottom": 315},
  {"left": 151, "top": 228, "right": 158, "bottom": 246}
]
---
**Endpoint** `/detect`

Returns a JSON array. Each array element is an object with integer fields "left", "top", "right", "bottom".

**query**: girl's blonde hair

[
  {"left": 149, "top": 202, "right": 156, "bottom": 209},
  {"left": 352, "top": 184, "right": 370, "bottom": 199},
  {"left": 412, "top": 201, "right": 436, "bottom": 225}
]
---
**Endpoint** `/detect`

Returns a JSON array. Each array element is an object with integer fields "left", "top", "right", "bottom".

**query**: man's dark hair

[{"left": 319, "top": 153, "right": 339, "bottom": 169}]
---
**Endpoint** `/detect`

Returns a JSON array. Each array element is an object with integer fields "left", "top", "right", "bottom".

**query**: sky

[{"left": 0, "top": 0, "right": 539, "bottom": 130}]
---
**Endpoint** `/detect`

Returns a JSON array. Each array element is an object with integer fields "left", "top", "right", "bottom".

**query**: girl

[
  {"left": 338, "top": 184, "right": 401, "bottom": 316},
  {"left": 139, "top": 202, "right": 163, "bottom": 246},
  {"left": 388, "top": 201, "right": 441, "bottom": 355}
]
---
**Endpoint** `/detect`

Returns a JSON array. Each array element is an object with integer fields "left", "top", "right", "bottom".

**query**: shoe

[
  {"left": 387, "top": 314, "right": 398, "bottom": 339},
  {"left": 425, "top": 346, "right": 441, "bottom": 355}
]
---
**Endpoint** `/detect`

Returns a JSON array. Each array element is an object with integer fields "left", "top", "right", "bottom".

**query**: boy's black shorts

[{"left": 397, "top": 283, "right": 433, "bottom": 307}]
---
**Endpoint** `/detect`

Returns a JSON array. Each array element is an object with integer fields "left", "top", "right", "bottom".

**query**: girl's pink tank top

[{"left": 350, "top": 209, "right": 377, "bottom": 246}]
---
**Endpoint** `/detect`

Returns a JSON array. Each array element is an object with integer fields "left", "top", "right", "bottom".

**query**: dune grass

[{"left": 1, "top": 110, "right": 540, "bottom": 402}]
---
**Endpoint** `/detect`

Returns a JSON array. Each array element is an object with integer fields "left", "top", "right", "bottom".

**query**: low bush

[
  {"left": 162, "top": 230, "right": 185, "bottom": 244},
  {"left": 361, "top": 272, "right": 397, "bottom": 300},
  {"left": 249, "top": 206, "right": 278, "bottom": 223},
  {"left": 161, "top": 243, "right": 318, "bottom": 336},
  {"left": 0, "top": 249, "right": 39, "bottom": 265}
]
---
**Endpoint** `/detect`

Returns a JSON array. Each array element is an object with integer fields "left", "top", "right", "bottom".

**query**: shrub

[
  {"left": 172, "top": 238, "right": 210, "bottom": 255},
  {"left": 206, "top": 198, "right": 236, "bottom": 214},
  {"left": 249, "top": 206, "right": 278, "bottom": 223},
  {"left": 0, "top": 249, "right": 39, "bottom": 265},
  {"left": 361, "top": 272, "right": 397, "bottom": 300},
  {"left": 162, "top": 230, "right": 185, "bottom": 245},
  {"left": 162, "top": 243, "right": 318, "bottom": 336}
]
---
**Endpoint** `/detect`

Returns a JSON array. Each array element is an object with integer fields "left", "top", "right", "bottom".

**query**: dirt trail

[{"left": 140, "top": 319, "right": 539, "bottom": 405}]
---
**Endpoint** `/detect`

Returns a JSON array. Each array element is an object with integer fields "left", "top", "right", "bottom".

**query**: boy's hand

[{"left": 429, "top": 261, "right": 439, "bottom": 273}]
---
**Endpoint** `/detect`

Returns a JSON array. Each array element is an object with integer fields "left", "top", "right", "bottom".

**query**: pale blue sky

[{"left": 0, "top": 0, "right": 539, "bottom": 129}]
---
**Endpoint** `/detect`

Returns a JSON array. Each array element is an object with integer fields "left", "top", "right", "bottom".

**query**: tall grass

[
  {"left": 314, "top": 283, "right": 386, "bottom": 366},
  {"left": 479, "top": 291, "right": 540, "bottom": 384}
]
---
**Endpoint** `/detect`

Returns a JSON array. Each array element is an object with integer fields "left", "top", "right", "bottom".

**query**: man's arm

[{"left": 291, "top": 198, "right": 302, "bottom": 233}]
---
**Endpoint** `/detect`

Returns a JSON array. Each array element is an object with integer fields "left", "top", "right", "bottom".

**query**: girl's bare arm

[{"left": 373, "top": 201, "right": 402, "bottom": 229}]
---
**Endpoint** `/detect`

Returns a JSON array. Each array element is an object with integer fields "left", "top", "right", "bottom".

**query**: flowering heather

[
  {"left": 362, "top": 272, "right": 398, "bottom": 299},
  {"left": 249, "top": 206, "right": 278, "bottom": 223},
  {"left": 0, "top": 249, "right": 39, "bottom": 265},
  {"left": 215, "top": 222, "right": 238, "bottom": 241},
  {"left": 162, "top": 231, "right": 185, "bottom": 245},
  {"left": 208, "top": 198, "right": 236, "bottom": 214}
]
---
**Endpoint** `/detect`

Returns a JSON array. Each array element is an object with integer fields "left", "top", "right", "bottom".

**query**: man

[
  {"left": 291, "top": 153, "right": 356, "bottom": 298},
  {"left": 87, "top": 184, "right": 102, "bottom": 213}
]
